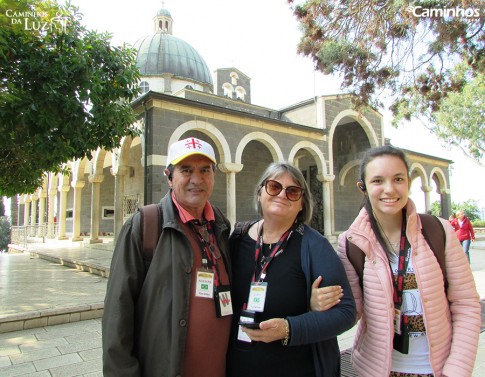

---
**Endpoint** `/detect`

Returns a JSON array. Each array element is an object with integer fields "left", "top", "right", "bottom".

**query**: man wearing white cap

[{"left": 103, "top": 137, "right": 232, "bottom": 377}]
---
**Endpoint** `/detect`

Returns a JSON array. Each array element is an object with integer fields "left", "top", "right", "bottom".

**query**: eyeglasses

[{"left": 263, "top": 180, "right": 304, "bottom": 201}]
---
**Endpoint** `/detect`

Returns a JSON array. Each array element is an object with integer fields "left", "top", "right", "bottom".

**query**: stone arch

[
  {"left": 91, "top": 148, "right": 111, "bottom": 176},
  {"left": 409, "top": 163, "right": 429, "bottom": 187},
  {"left": 328, "top": 109, "right": 379, "bottom": 174},
  {"left": 429, "top": 167, "right": 449, "bottom": 192},
  {"left": 288, "top": 141, "right": 327, "bottom": 176},
  {"left": 235, "top": 132, "right": 284, "bottom": 164},
  {"left": 71, "top": 157, "right": 90, "bottom": 182},
  {"left": 168, "top": 120, "right": 231, "bottom": 165},
  {"left": 118, "top": 135, "right": 142, "bottom": 168},
  {"left": 330, "top": 110, "right": 378, "bottom": 232},
  {"left": 339, "top": 159, "right": 360, "bottom": 186}
]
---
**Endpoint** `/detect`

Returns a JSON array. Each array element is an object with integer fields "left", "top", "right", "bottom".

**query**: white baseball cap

[{"left": 166, "top": 137, "right": 217, "bottom": 166}]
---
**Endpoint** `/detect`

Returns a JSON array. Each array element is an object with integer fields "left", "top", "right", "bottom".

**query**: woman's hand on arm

[{"left": 309, "top": 276, "right": 343, "bottom": 312}]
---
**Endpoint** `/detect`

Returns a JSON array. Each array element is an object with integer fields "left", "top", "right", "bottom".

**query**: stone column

[
  {"left": 71, "top": 181, "right": 85, "bottom": 242},
  {"left": 421, "top": 185, "right": 432, "bottom": 213},
  {"left": 111, "top": 165, "right": 128, "bottom": 241},
  {"left": 88, "top": 174, "right": 104, "bottom": 244},
  {"left": 37, "top": 189, "right": 47, "bottom": 237},
  {"left": 58, "top": 185, "right": 69, "bottom": 240},
  {"left": 218, "top": 163, "right": 244, "bottom": 228},
  {"left": 440, "top": 189, "right": 452, "bottom": 218},
  {"left": 23, "top": 195, "right": 31, "bottom": 227},
  {"left": 317, "top": 174, "right": 335, "bottom": 237},
  {"left": 47, "top": 188, "right": 56, "bottom": 238},
  {"left": 30, "top": 195, "right": 38, "bottom": 236}
]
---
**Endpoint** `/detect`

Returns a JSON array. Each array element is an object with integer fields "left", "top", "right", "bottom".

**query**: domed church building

[
  {"left": 133, "top": 8, "right": 213, "bottom": 95},
  {"left": 11, "top": 7, "right": 453, "bottom": 247}
]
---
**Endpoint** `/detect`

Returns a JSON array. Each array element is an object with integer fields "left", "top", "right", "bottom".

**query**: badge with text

[
  {"left": 214, "top": 285, "right": 233, "bottom": 317},
  {"left": 237, "top": 309, "right": 256, "bottom": 343},
  {"left": 247, "top": 282, "right": 268, "bottom": 312},
  {"left": 195, "top": 269, "right": 214, "bottom": 299}
]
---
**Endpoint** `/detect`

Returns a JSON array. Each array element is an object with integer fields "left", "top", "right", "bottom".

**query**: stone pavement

[{"left": 0, "top": 237, "right": 484, "bottom": 376}]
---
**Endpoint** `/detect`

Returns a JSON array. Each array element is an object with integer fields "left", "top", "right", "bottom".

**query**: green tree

[
  {"left": 451, "top": 199, "right": 481, "bottom": 221},
  {"left": 289, "top": 0, "right": 484, "bottom": 163},
  {"left": 433, "top": 199, "right": 481, "bottom": 221},
  {"left": 434, "top": 70, "right": 484, "bottom": 162},
  {"left": 0, "top": 0, "right": 141, "bottom": 197},
  {"left": 430, "top": 201, "right": 442, "bottom": 217}
]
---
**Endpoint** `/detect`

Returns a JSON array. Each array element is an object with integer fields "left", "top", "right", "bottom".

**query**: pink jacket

[{"left": 337, "top": 200, "right": 480, "bottom": 377}]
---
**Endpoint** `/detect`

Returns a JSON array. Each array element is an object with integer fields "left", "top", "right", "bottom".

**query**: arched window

[
  {"left": 230, "top": 72, "right": 239, "bottom": 85},
  {"left": 222, "top": 82, "right": 234, "bottom": 98},
  {"left": 140, "top": 81, "right": 150, "bottom": 94},
  {"left": 235, "top": 86, "right": 246, "bottom": 102}
]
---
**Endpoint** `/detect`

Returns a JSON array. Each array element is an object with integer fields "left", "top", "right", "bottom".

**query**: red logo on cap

[{"left": 185, "top": 138, "right": 202, "bottom": 150}]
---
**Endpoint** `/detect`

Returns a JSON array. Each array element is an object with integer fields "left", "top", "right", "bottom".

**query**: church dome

[
  {"left": 133, "top": 33, "right": 213, "bottom": 86},
  {"left": 156, "top": 8, "right": 171, "bottom": 18},
  {"left": 133, "top": 8, "right": 213, "bottom": 87}
]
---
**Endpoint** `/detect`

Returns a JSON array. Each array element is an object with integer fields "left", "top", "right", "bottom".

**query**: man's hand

[{"left": 310, "top": 276, "right": 343, "bottom": 312}]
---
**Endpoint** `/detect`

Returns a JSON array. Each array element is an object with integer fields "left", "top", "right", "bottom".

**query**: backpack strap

[
  {"left": 232, "top": 220, "right": 253, "bottom": 239},
  {"left": 346, "top": 237, "right": 365, "bottom": 289},
  {"left": 418, "top": 213, "right": 447, "bottom": 290},
  {"left": 139, "top": 203, "right": 163, "bottom": 267},
  {"left": 345, "top": 214, "right": 447, "bottom": 292}
]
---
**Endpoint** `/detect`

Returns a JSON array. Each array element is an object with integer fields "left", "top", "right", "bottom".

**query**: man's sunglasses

[{"left": 263, "top": 180, "right": 304, "bottom": 201}]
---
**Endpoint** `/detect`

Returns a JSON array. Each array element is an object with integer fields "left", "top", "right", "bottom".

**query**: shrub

[
  {"left": 471, "top": 220, "right": 485, "bottom": 228},
  {"left": 0, "top": 216, "right": 11, "bottom": 252}
]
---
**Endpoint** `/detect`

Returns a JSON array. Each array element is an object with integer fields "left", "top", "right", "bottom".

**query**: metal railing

[{"left": 10, "top": 223, "right": 59, "bottom": 248}]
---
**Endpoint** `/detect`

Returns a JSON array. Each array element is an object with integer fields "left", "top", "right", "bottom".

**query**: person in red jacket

[{"left": 455, "top": 210, "right": 475, "bottom": 263}]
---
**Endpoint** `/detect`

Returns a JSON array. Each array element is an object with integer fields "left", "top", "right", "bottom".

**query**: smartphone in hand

[{"left": 238, "top": 321, "right": 260, "bottom": 329}]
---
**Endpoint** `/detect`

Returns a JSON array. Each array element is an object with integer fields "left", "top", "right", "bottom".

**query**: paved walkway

[{"left": 0, "top": 237, "right": 484, "bottom": 376}]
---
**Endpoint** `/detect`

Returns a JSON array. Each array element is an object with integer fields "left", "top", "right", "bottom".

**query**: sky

[{"left": 11, "top": 0, "right": 485, "bottom": 215}]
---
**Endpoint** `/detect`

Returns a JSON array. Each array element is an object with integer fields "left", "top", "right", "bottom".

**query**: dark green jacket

[{"left": 102, "top": 192, "right": 231, "bottom": 377}]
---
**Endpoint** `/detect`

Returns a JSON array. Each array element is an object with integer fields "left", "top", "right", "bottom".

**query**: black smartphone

[{"left": 238, "top": 321, "right": 260, "bottom": 329}]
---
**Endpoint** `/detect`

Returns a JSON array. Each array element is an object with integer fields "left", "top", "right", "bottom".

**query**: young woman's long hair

[{"left": 359, "top": 145, "right": 410, "bottom": 257}]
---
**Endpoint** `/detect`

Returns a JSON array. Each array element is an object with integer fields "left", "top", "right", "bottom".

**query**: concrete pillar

[
  {"left": 58, "top": 185, "right": 69, "bottom": 240},
  {"left": 47, "top": 189, "right": 56, "bottom": 238},
  {"left": 440, "top": 189, "right": 452, "bottom": 218},
  {"left": 88, "top": 174, "right": 104, "bottom": 244},
  {"left": 218, "top": 162, "right": 244, "bottom": 228},
  {"left": 111, "top": 165, "right": 128, "bottom": 242},
  {"left": 23, "top": 195, "right": 31, "bottom": 227},
  {"left": 421, "top": 185, "right": 432, "bottom": 213},
  {"left": 317, "top": 174, "right": 335, "bottom": 237},
  {"left": 71, "top": 181, "right": 85, "bottom": 242},
  {"left": 30, "top": 195, "right": 38, "bottom": 236},
  {"left": 37, "top": 189, "right": 47, "bottom": 237}
]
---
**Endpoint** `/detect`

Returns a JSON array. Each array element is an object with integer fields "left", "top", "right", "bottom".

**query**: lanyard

[
  {"left": 390, "top": 210, "right": 410, "bottom": 307},
  {"left": 252, "top": 222, "right": 296, "bottom": 282},
  {"left": 189, "top": 221, "right": 221, "bottom": 287}
]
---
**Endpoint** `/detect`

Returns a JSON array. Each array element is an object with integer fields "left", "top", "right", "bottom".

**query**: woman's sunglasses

[{"left": 263, "top": 180, "right": 304, "bottom": 201}]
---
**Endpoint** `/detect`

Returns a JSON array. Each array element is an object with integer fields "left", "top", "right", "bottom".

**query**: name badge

[
  {"left": 247, "top": 282, "right": 268, "bottom": 312},
  {"left": 215, "top": 285, "right": 233, "bottom": 317},
  {"left": 237, "top": 310, "right": 256, "bottom": 343},
  {"left": 195, "top": 269, "right": 214, "bottom": 299}
]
